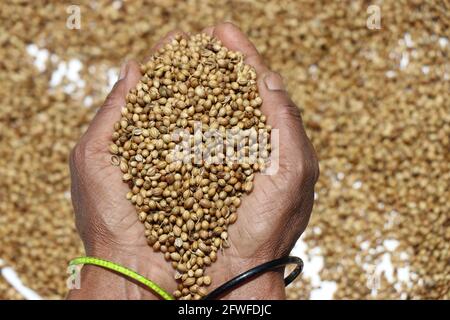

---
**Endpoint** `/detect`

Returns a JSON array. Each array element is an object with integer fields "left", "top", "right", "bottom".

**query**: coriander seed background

[{"left": 0, "top": 0, "right": 448, "bottom": 300}]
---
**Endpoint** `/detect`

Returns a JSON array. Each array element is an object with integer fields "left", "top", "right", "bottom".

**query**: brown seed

[
  {"left": 120, "top": 161, "right": 128, "bottom": 173},
  {"left": 243, "top": 181, "right": 253, "bottom": 193},
  {"left": 122, "top": 173, "right": 132, "bottom": 181},
  {"left": 173, "top": 225, "right": 182, "bottom": 237},
  {"left": 110, "top": 155, "right": 120, "bottom": 166},
  {"left": 149, "top": 127, "right": 160, "bottom": 139},
  {"left": 201, "top": 220, "right": 209, "bottom": 230},
  {"left": 138, "top": 211, "right": 147, "bottom": 222},
  {"left": 186, "top": 219, "right": 195, "bottom": 231},
  {"left": 194, "top": 268, "right": 204, "bottom": 278},
  {"left": 170, "top": 252, "right": 181, "bottom": 261},
  {"left": 210, "top": 251, "right": 217, "bottom": 262},
  {"left": 198, "top": 242, "right": 210, "bottom": 253},
  {"left": 199, "top": 199, "right": 211, "bottom": 208},
  {"left": 229, "top": 213, "right": 238, "bottom": 224},
  {"left": 177, "top": 263, "right": 187, "bottom": 273},
  {"left": 184, "top": 197, "right": 195, "bottom": 209},
  {"left": 194, "top": 86, "right": 206, "bottom": 98},
  {"left": 203, "top": 275, "right": 212, "bottom": 286},
  {"left": 183, "top": 277, "right": 196, "bottom": 287},
  {"left": 174, "top": 237, "right": 183, "bottom": 247},
  {"left": 194, "top": 189, "right": 203, "bottom": 201},
  {"left": 197, "top": 287, "right": 208, "bottom": 297},
  {"left": 109, "top": 144, "right": 119, "bottom": 154}
]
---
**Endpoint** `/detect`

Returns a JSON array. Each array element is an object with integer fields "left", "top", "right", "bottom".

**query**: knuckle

[
  {"left": 219, "top": 21, "right": 238, "bottom": 30},
  {"left": 166, "top": 29, "right": 183, "bottom": 38},
  {"left": 83, "top": 138, "right": 104, "bottom": 156},
  {"left": 70, "top": 137, "right": 102, "bottom": 170},
  {"left": 102, "top": 90, "right": 121, "bottom": 111},
  {"left": 279, "top": 102, "right": 302, "bottom": 123},
  {"left": 305, "top": 141, "right": 320, "bottom": 184},
  {"left": 70, "top": 141, "right": 87, "bottom": 171},
  {"left": 101, "top": 78, "right": 126, "bottom": 112},
  {"left": 312, "top": 153, "right": 320, "bottom": 183},
  {"left": 267, "top": 71, "right": 283, "bottom": 81},
  {"left": 297, "top": 156, "right": 319, "bottom": 186}
]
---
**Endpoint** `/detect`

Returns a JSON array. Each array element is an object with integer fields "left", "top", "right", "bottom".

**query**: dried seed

[
  {"left": 183, "top": 277, "right": 196, "bottom": 287},
  {"left": 203, "top": 275, "right": 212, "bottom": 286},
  {"left": 170, "top": 252, "right": 181, "bottom": 261},
  {"left": 110, "top": 155, "right": 120, "bottom": 166},
  {"left": 109, "top": 144, "right": 119, "bottom": 154}
]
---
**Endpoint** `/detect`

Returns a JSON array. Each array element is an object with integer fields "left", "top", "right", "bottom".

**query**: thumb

[
  {"left": 258, "top": 71, "right": 305, "bottom": 133},
  {"left": 258, "top": 71, "right": 310, "bottom": 155},
  {"left": 83, "top": 60, "right": 141, "bottom": 144},
  {"left": 257, "top": 71, "right": 317, "bottom": 177},
  {"left": 204, "top": 22, "right": 312, "bottom": 169}
]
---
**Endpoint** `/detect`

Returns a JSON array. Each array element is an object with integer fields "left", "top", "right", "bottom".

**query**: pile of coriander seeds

[
  {"left": 109, "top": 33, "right": 271, "bottom": 300},
  {"left": 1, "top": 0, "right": 448, "bottom": 300}
]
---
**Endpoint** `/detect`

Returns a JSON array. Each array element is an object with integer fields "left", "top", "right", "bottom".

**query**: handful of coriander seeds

[{"left": 109, "top": 33, "right": 271, "bottom": 300}]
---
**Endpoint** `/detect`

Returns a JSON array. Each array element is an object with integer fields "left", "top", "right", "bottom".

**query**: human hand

[
  {"left": 201, "top": 23, "right": 319, "bottom": 299},
  {"left": 67, "top": 33, "right": 182, "bottom": 300},
  {"left": 67, "top": 23, "right": 318, "bottom": 300}
]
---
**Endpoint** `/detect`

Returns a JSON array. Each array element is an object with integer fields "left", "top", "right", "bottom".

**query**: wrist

[
  {"left": 66, "top": 253, "right": 160, "bottom": 300},
  {"left": 210, "top": 252, "right": 286, "bottom": 300},
  {"left": 222, "top": 269, "right": 285, "bottom": 300},
  {"left": 67, "top": 245, "right": 177, "bottom": 300}
]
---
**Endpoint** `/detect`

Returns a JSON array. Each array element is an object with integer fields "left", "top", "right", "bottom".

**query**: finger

[
  {"left": 205, "top": 23, "right": 289, "bottom": 121},
  {"left": 257, "top": 72, "right": 318, "bottom": 183},
  {"left": 83, "top": 30, "right": 189, "bottom": 147},
  {"left": 207, "top": 22, "right": 269, "bottom": 77},
  {"left": 206, "top": 24, "right": 308, "bottom": 143},
  {"left": 258, "top": 71, "right": 313, "bottom": 160},
  {"left": 83, "top": 60, "right": 141, "bottom": 144},
  {"left": 206, "top": 23, "right": 315, "bottom": 168},
  {"left": 201, "top": 26, "right": 215, "bottom": 36}
]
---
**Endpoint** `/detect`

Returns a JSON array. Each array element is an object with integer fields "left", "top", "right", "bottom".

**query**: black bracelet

[{"left": 202, "top": 256, "right": 303, "bottom": 300}]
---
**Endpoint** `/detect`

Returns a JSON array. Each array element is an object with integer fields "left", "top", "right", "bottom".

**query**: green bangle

[{"left": 69, "top": 256, "right": 174, "bottom": 300}]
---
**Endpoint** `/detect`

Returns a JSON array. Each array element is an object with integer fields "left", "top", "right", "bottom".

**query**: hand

[
  {"left": 200, "top": 23, "right": 319, "bottom": 299},
  {"left": 67, "top": 33, "right": 182, "bottom": 300},
  {"left": 67, "top": 23, "right": 318, "bottom": 300}
]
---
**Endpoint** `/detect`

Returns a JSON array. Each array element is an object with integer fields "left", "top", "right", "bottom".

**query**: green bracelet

[{"left": 69, "top": 256, "right": 174, "bottom": 300}]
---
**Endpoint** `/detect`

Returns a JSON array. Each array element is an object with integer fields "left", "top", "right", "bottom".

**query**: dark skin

[{"left": 67, "top": 22, "right": 319, "bottom": 300}]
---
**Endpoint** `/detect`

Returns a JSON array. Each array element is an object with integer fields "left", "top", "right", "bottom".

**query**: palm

[
  {"left": 72, "top": 145, "right": 176, "bottom": 292},
  {"left": 206, "top": 104, "right": 315, "bottom": 287},
  {"left": 88, "top": 158, "right": 147, "bottom": 246}
]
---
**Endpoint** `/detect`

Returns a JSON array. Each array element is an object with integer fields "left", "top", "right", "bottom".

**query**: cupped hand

[
  {"left": 68, "top": 23, "right": 318, "bottom": 300},
  {"left": 200, "top": 23, "right": 319, "bottom": 299},
  {"left": 68, "top": 32, "right": 183, "bottom": 299}
]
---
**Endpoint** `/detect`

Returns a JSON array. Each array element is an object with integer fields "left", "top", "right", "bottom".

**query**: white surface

[
  {"left": 0, "top": 259, "right": 42, "bottom": 300},
  {"left": 291, "top": 237, "right": 337, "bottom": 300}
]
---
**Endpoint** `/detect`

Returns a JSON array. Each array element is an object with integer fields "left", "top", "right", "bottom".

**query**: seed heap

[
  {"left": 1, "top": 1, "right": 448, "bottom": 300},
  {"left": 109, "top": 34, "right": 270, "bottom": 300}
]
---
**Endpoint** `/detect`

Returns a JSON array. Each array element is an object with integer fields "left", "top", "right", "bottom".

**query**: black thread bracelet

[{"left": 202, "top": 256, "right": 303, "bottom": 300}]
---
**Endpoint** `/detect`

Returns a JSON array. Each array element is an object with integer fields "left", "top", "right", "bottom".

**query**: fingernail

[
  {"left": 264, "top": 72, "right": 285, "bottom": 91},
  {"left": 118, "top": 61, "right": 128, "bottom": 80}
]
